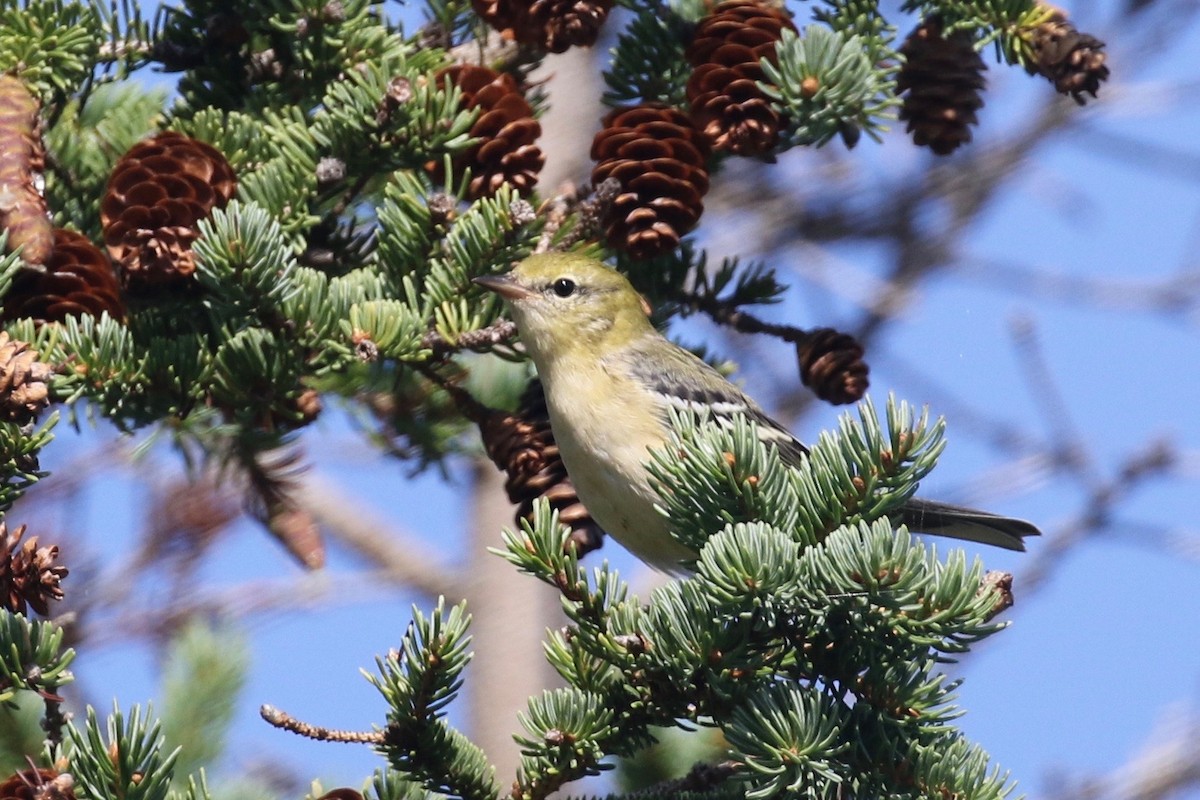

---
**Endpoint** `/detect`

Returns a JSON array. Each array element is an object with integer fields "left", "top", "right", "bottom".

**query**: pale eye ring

[{"left": 552, "top": 278, "right": 576, "bottom": 297}]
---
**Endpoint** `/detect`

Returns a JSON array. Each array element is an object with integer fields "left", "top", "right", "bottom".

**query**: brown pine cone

[
  {"left": 590, "top": 104, "right": 711, "bottom": 260},
  {"left": 431, "top": 66, "right": 544, "bottom": 200},
  {"left": 0, "top": 767, "right": 74, "bottom": 800},
  {"left": 471, "top": 0, "right": 611, "bottom": 52},
  {"left": 0, "top": 331, "right": 53, "bottom": 424},
  {"left": 896, "top": 18, "right": 987, "bottom": 155},
  {"left": 685, "top": 0, "right": 796, "bottom": 156},
  {"left": 478, "top": 379, "right": 603, "bottom": 557},
  {"left": 0, "top": 75, "right": 52, "bottom": 267},
  {"left": 1024, "top": 9, "right": 1108, "bottom": 104},
  {"left": 796, "top": 327, "right": 868, "bottom": 405},
  {"left": 3, "top": 229, "right": 124, "bottom": 323},
  {"left": 100, "top": 131, "right": 237, "bottom": 294},
  {"left": 514, "top": 0, "right": 613, "bottom": 52},
  {"left": 240, "top": 445, "right": 326, "bottom": 570},
  {"left": 470, "top": 0, "right": 520, "bottom": 43},
  {"left": 0, "top": 522, "right": 68, "bottom": 617}
]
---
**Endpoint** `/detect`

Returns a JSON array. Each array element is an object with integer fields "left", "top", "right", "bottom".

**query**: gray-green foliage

[
  {"left": 354, "top": 399, "right": 1016, "bottom": 799},
  {"left": 1, "top": 0, "right": 540, "bottom": 502},
  {"left": 66, "top": 704, "right": 198, "bottom": 800},
  {"left": 761, "top": 25, "right": 895, "bottom": 148},
  {"left": 0, "top": 0, "right": 1062, "bottom": 795},
  {"left": 366, "top": 600, "right": 498, "bottom": 800},
  {"left": 0, "top": 611, "right": 74, "bottom": 707},
  {"left": 0, "top": 396, "right": 1017, "bottom": 799},
  {"left": 0, "top": 615, "right": 218, "bottom": 800},
  {"left": 0, "top": 0, "right": 1070, "bottom": 509}
]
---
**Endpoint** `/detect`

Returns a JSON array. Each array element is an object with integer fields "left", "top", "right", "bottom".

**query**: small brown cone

[
  {"left": 0, "top": 75, "right": 52, "bottom": 267},
  {"left": 471, "top": 0, "right": 611, "bottom": 52},
  {"left": 431, "top": 66, "right": 544, "bottom": 199},
  {"left": 0, "top": 331, "right": 53, "bottom": 424},
  {"left": 514, "top": 0, "right": 613, "bottom": 52},
  {"left": 242, "top": 445, "right": 326, "bottom": 570},
  {"left": 797, "top": 327, "right": 868, "bottom": 405},
  {"left": 0, "top": 767, "right": 74, "bottom": 800},
  {"left": 265, "top": 505, "right": 325, "bottom": 570},
  {"left": 685, "top": 0, "right": 796, "bottom": 156},
  {"left": 980, "top": 570, "right": 1014, "bottom": 622},
  {"left": 2, "top": 229, "right": 124, "bottom": 323},
  {"left": 590, "top": 104, "right": 710, "bottom": 260},
  {"left": 0, "top": 522, "right": 68, "bottom": 617},
  {"left": 100, "top": 132, "right": 237, "bottom": 294},
  {"left": 896, "top": 18, "right": 987, "bottom": 155},
  {"left": 478, "top": 379, "right": 603, "bottom": 557},
  {"left": 1024, "top": 9, "right": 1109, "bottom": 104}
]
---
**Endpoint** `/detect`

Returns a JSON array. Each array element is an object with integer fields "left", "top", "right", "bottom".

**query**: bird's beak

[{"left": 473, "top": 274, "right": 536, "bottom": 301}]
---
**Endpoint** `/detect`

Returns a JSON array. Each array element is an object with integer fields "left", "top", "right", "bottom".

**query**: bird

[{"left": 474, "top": 252, "right": 1040, "bottom": 573}]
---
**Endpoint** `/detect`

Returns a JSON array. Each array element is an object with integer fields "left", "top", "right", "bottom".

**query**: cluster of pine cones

[
  {"left": 459, "top": 0, "right": 1107, "bottom": 259},
  {"left": 1, "top": 70, "right": 238, "bottom": 326},
  {"left": 589, "top": 0, "right": 795, "bottom": 260},
  {"left": 897, "top": 10, "right": 1108, "bottom": 156},
  {"left": 0, "top": 3, "right": 1110, "bottom": 571}
]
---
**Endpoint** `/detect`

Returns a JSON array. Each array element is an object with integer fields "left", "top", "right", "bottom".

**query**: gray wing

[
  {"left": 624, "top": 342, "right": 1038, "bottom": 550},
  {"left": 624, "top": 344, "right": 810, "bottom": 464}
]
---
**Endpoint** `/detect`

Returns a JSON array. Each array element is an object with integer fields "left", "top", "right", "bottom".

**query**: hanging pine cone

[
  {"left": 241, "top": 444, "right": 325, "bottom": 570},
  {"left": 0, "top": 767, "right": 74, "bottom": 800},
  {"left": 685, "top": 0, "right": 796, "bottom": 156},
  {"left": 590, "top": 104, "right": 710, "bottom": 259},
  {"left": 478, "top": 379, "right": 603, "bottom": 557},
  {"left": 0, "top": 75, "right": 52, "bottom": 267},
  {"left": 0, "top": 522, "right": 68, "bottom": 617},
  {"left": 430, "top": 66, "right": 544, "bottom": 200},
  {"left": 0, "top": 331, "right": 53, "bottom": 424},
  {"left": 516, "top": 0, "right": 612, "bottom": 52},
  {"left": 100, "top": 131, "right": 237, "bottom": 294},
  {"left": 1024, "top": 9, "right": 1108, "bottom": 104},
  {"left": 471, "top": 0, "right": 612, "bottom": 52},
  {"left": 796, "top": 327, "right": 868, "bottom": 405},
  {"left": 896, "top": 18, "right": 987, "bottom": 156},
  {"left": 2, "top": 229, "right": 124, "bottom": 323}
]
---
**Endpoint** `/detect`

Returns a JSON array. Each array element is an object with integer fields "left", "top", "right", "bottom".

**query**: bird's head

[{"left": 474, "top": 253, "right": 653, "bottom": 365}]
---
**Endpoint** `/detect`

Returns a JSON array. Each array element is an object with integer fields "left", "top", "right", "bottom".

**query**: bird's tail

[{"left": 899, "top": 498, "right": 1040, "bottom": 551}]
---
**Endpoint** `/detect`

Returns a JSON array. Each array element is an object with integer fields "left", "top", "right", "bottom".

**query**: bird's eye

[{"left": 552, "top": 278, "right": 576, "bottom": 297}]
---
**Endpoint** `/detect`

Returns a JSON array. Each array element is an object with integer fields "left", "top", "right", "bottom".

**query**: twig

[
  {"left": 533, "top": 188, "right": 573, "bottom": 255},
  {"left": 628, "top": 761, "right": 740, "bottom": 798},
  {"left": 1021, "top": 437, "right": 1178, "bottom": 592},
  {"left": 96, "top": 39, "right": 154, "bottom": 62},
  {"left": 1008, "top": 314, "right": 1101, "bottom": 486},
  {"left": 260, "top": 704, "right": 384, "bottom": 744},
  {"left": 410, "top": 361, "right": 494, "bottom": 428},
  {"left": 421, "top": 320, "right": 519, "bottom": 361},
  {"left": 1048, "top": 708, "right": 1200, "bottom": 800},
  {"left": 675, "top": 288, "right": 817, "bottom": 346},
  {"left": 330, "top": 172, "right": 373, "bottom": 218},
  {"left": 41, "top": 694, "right": 67, "bottom": 750}
]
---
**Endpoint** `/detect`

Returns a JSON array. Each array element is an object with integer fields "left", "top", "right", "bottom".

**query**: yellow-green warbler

[{"left": 476, "top": 253, "right": 1039, "bottom": 573}]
